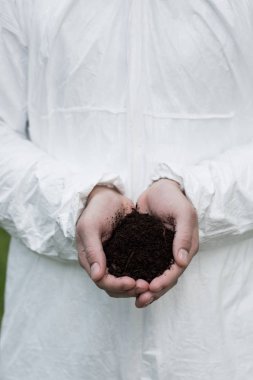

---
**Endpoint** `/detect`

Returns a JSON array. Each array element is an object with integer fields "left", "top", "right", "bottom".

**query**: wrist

[
  {"left": 87, "top": 184, "right": 121, "bottom": 204},
  {"left": 151, "top": 178, "right": 181, "bottom": 190}
]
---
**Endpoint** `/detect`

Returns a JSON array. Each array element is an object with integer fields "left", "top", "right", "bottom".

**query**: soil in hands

[{"left": 103, "top": 210, "right": 175, "bottom": 283}]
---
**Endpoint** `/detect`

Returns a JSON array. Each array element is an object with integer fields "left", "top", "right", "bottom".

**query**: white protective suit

[{"left": 1, "top": 1, "right": 253, "bottom": 379}]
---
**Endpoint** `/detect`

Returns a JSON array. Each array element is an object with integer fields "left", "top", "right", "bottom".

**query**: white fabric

[{"left": 1, "top": 1, "right": 253, "bottom": 379}]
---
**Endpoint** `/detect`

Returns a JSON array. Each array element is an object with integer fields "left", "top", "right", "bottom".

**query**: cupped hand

[
  {"left": 76, "top": 185, "right": 149, "bottom": 298},
  {"left": 136, "top": 179, "right": 199, "bottom": 308}
]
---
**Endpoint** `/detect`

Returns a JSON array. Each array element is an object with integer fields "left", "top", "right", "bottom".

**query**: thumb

[
  {"left": 77, "top": 227, "right": 107, "bottom": 282},
  {"left": 173, "top": 218, "right": 193, "bottom": 268}
]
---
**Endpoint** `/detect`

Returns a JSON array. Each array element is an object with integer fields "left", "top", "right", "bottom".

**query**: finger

[
  {"left": 136, "top": 192, "right": 149, "bottom": 214},
  {"left": 136, "top": 286, "right": 172, "bottom": 307},
  {"left": 135, "top": 291, "right": 155, "bottom": 308},
  {"left": 149, "top": 263, "right": 183, "bottom": 293},
  {"left": 123, "top": 199, "right": 136, "bottom": 214},
  {"left": 124, "top": 279, "right": 150, "bottom": 296},
  {"left": 135, "top": 269, "right": 182, "bottom": 308},
  {"left": 173, "top": 210, "right": 197, "bottom": 268},
  {"left": 136, "top": 204, "right": 149, "bottom": 214},
  {"left": 76, "top": 224, "right": 106, "bottom": 282},
  {"left": 96, "top": 274, "right": 136, "bottom": 293},
  {"left": 106, "top": 279, "right": 149, "bottom": 298},
  {"left": 135, "top": 279, "right": 150, "bottom": 294}
]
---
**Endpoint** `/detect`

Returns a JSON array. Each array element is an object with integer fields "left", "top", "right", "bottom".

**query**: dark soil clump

[{"left": 103, "top": 210, "right": 175, "bottom": 283}]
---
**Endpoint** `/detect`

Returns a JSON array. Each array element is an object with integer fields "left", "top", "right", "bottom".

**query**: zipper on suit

[{"left": 126, "top": 0, "right": 144, "bottom": 202}]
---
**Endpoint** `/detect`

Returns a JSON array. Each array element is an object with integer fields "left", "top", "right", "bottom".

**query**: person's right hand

[{"left": 76, "top": 185, "right": 149, "bottom": 298}]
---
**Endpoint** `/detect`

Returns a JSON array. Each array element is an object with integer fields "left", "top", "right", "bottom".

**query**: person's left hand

[{"left": 135, "top": 179, "right": 199, "bottom": 308}]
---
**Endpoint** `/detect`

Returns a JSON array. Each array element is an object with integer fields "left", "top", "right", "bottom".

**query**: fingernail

[
  {"left": 145, "top": 297, "right": 155, "bottom": 306},
  {"left": 90, "top": 262, "right": 100, "bottom": 279},
  {"left": 178, "top": 249, "right": 189, "bottom": 262}
]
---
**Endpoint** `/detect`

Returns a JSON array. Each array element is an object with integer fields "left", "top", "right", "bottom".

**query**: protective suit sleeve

[
  {"left": 152, "top": 140, "right": 253, "bottom": 243},
  {"left": 0, "top": 2, "right": 124, "bottom": 260}
]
